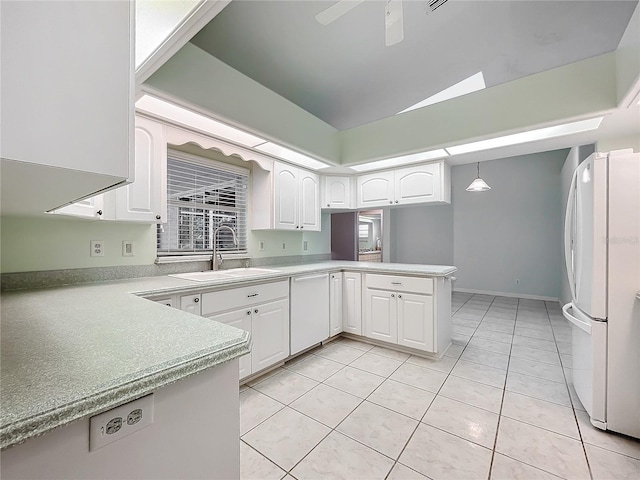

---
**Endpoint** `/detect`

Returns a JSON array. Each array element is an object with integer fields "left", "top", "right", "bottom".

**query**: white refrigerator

[{"left": 562, "top": 150, "right": 640, "bottom": 439}]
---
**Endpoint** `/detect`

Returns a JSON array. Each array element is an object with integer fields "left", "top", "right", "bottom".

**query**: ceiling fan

[{"left": 315, "top": 0, "right": 448, "bottom": 47}]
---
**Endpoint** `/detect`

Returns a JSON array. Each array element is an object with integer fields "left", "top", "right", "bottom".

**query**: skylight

[
  {"left": 398, "top": 72, "right": 486, "bottom": 114},
  {"left": 446, "top": 117, "right": 604, "bottom": 155},
  {"left": 254, "top": 142, "right": 329, "bottom": 170},
  {"left": 350, "top": 149, "right": 448, "bottom": 172},
  {"left": 136, "top": 94, "right": 266, "bottom": 148}
]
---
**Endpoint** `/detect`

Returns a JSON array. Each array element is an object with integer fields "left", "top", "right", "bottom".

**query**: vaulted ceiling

[{"left": 191, "top": 0, "right": 638, "bottom": 130}]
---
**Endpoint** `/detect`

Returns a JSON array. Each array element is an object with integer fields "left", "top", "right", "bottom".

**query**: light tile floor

[{"left": 239, "top": 293, "right": 640, "bottom": 480}]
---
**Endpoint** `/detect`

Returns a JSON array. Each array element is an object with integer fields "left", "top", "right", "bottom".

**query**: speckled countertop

[{"left": 0, "top": 261, "right": 455, "bottom": 450}]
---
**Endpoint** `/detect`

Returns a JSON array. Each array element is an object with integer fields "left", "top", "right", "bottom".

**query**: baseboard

[{"left": 453, "top": 287, "right": 559, "bottom": 302}]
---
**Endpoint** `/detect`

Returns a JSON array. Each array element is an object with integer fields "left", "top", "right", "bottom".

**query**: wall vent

[{"left": 429, "top": 0, "right": 448, "bottom": 12}]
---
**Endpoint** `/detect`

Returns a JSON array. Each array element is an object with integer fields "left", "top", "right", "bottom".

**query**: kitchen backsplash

[{"left": 0, "top": 254, "right": 331, "bottom": 292}]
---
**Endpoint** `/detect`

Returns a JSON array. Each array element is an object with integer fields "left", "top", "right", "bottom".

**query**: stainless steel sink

[{"left": 170, "top": 268, "right": 280, "bottom": 282}]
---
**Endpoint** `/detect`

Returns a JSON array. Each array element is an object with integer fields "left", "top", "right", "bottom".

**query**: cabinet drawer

[
  {"left": 202, "top": 280, "right": 289, "bottom": 315},
  {"left": 365, "top": 274, "right": 433, "bottom": 295}
]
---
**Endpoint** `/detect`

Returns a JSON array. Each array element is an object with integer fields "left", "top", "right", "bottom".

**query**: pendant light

[{"left": 466, "top": 162, "right": 491, "bottom": 192}]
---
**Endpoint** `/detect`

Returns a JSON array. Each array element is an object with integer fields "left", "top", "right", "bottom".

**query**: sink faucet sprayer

[{"left": 212, "top": 225, "right": 238, "bottom": 271}]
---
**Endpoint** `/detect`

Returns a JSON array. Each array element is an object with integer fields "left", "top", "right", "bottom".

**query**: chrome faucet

[{"left": 212, "top": 225, "right": 239, "bottom": 271}]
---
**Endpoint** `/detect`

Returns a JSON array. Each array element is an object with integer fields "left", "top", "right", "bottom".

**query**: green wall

[
  {"left": 0, "top": 216, "right": 157, "bottom": 273},
  {"left": 0, "top": 212, "right": 331, "bottom": 274}
]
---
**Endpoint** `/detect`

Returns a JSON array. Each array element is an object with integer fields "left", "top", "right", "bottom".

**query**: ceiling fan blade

[
  {"left": 385, "top": 0, "right": 404, "bottom": 46},
  {"left": 315, "top": 0, "right": 366, "bottom": 26}
]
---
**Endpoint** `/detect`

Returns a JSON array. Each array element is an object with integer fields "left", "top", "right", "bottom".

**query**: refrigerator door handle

[
  {"left": 564, "top": 170, "right": 578, "bottom": 303},
  {"left": 562, "top": 302, "right": 591, "bottom": 334}
]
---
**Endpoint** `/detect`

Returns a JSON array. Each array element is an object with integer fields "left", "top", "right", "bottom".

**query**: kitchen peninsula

[{"left": 0, "top": 260, "right": 455, "bottom": 479}]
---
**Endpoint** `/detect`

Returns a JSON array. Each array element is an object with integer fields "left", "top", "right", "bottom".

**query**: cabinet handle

[
  {"left": 296, "top": 226, "right": 299, "bottom": 229},
  {"left": 327, "top": 204, "right": 330, "bottom": 207},
  {"left": 391, "top": 282, "right": 402, "bottom": 285},
  {"left": 156, "top": 215, "right": 161, "bottom": 220},
  {"left": 398, "top": 294, "right": 402, "bottom": 299},
  {"left": 97, "top": 210, "right": 103, "bottom": 216},
  {"left": 395, "top": 200, "right": 399, "bottom": 204},
  {"left": 301, "top": 226, "right": 304, "bottom": 229},
  {"left": 254, "top": 309, "right": 258, "bottom": 314},
  {"left": 247, "top": 310, "right": 251, "bottom": 315},
  {"left": 391, "top": 294, "right": 395, "bottom": 298},
  {"left": 193, "top": 297, "right": 199, "bottom": 303},
  {"left": 389, "top": 201, "right": 393, "bottom": 204},
  {"left": 247, "top": 293, "right": 259, "bottom": 298}
]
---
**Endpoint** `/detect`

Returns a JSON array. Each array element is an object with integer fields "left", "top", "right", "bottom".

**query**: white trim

[
  {"left": 167, "top": 148, "right": 249, "bottom": 176},
  {"left": 135, "top": 0, "right": 230, "bottom": 85},
  {"left": 155, "top": 255, "right": 211, "bottom": 264},
  {"left": 453, "top": 287, "right": 558, "bottom": 302}
]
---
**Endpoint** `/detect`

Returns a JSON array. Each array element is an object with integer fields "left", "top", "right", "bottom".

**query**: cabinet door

[
  {"left": 299, "top": 170, "right": 320, "bottom": 231},
  {"left": 342, "top": 272, "right": 362, "bottom": 335},
  {"left": 180, "top": 294, "right": 201, "bottom": 316},
  {"left": 251, "top": 299, "right": 289, "bottom": 373},
  {"left": 364, "top": 288, "right": 397, "bottom": 343},
  {"left": 395, "top": 163, "right": 441, "bottom": 205},
  {"left": 329, "top": 273, "right": 343, "bottom": 337},
  {"left": 109, "top": 116, "right": 167, "bottom": 223},
  {"left": 212, "top": 308, "right": 253, "bottom": 380},
  {"left": 397, "top": 292, "right": 434, "bottom": 352},
  {"left": 357, "top": 171, "right": 395, "bottom": 208},
  {"left": 324, "top": 176, "right": 351, "bottom": 209},
  {"left": 50, "top": 195, "right": 104, "bottom": 219},
  {"left": 273, "top": 163, "right": 299, "bottom": 230}
]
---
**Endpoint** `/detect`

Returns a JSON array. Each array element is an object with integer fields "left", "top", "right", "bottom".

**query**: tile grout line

[
  {"left": 545, "top": 301, "right": 595, "bottom": 480},
  {"left": 385, "top": 293, "right": 495, "bottom": 479},
  {"left": 484, "top": 294, "right": 515, "bottom": 480}
]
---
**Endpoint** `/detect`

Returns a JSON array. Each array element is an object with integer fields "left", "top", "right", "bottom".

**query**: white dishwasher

[{"left": 290, "top": 273, "right": 330, "bottom": 355}]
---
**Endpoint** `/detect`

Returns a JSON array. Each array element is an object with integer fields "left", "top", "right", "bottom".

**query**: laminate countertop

[{"left": 0, "top": 261, "right": 456, "bottom": 450}]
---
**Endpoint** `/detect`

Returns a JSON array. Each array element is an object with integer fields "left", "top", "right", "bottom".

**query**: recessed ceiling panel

[{"left": 190, "top": 0, "right": 637, "bottom": 130}]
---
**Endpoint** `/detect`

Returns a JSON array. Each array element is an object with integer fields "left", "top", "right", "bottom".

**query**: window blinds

[{"left": 157, "top": 154, "right": 248, "bottom": 255}]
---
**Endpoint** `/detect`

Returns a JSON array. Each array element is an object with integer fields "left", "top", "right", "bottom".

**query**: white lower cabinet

[
  {"left": 213, "top": 308, "right": 253, "bottom": 380},
  {"left": 363, "top": 273, "right": 436, "bottom": 353},
  {"left": 250, "top": 299, "right": 289, "bottom": 372},
  {"left": 397, "top": 292, "right": 434, "bottom": 351},
  {"left": 342, "top": 272, "right": 362, "bottom": 335},
  {"left": 364, "top": 289, "right": 397, "bottom": 343},
  {"left": 199, "top": 280, "right": 289, "bottom": 381},
  {"left": 329, "top": 273, "right": 343, "bottom": 337}
]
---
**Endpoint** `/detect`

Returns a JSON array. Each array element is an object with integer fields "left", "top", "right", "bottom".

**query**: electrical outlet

[
  {"left": 89, "top": 394, "right": 154, "bottom": 451},
  {"left": 90, "top": 240, "right": 104, "bottom": 257},
  {"left": 259, "top": 241, "right": 265, "bottom": 251},
  {"left": 303, "top": 241, "right": 308, "bottom": 251},
  {"left": 282, "top": 242, "right": 286, "bottom": 250},
  {"left": 122, "top": 240, "right": 135, "bottom": 257}
]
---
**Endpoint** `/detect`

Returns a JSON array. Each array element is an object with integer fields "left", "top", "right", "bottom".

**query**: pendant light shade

[{"left": 466, "top": 162, "right": 491, "bottom": 192}]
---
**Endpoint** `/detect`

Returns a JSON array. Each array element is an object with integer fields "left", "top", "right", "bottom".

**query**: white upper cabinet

[
  {"left": 357, "top": 161, "right": 450, "bottom": 208},
  {"left": 274, "top": 164, "right": 299, "bottom": 229},
  {"left": 357, "top": 171, "right": 395, "bottom": 207},
  {"left": 323, "top": 176, "right": 354, "bottom": 209},
  {"left": 102, "top": 116, "right": 167, "bottom": 223},
  {"left": 255, "top": 162, "right": 320, "bottom": 231},
  {"left": 299, "top": 170, "right": 320, "bottom": 230},
  {"left": 51, "top": 197, "right": 105, "bottom": 220},
  {"left": 395, "top": 163, "right": 441, "bottom": 204},
  {"left": 51, "top": 116, "right": 167, "bottom": 223},
  {"left": 0, "top": 1, "right": 133, "bottom": 215}
]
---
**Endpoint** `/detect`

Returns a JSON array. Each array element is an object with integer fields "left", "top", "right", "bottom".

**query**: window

[
  {"left": 157, "top": 151, "right": 248, "bottom": 256},
  {"left": 359, "top": 223, "right": 371, "bottom": 240}
]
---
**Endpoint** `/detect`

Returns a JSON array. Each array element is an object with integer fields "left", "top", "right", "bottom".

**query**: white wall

[
  {"left": 1, "top": 360, "right": 240, "bottom": 480},
  {"left": 452, "top": 151, "right": 566, "bottom": 298},
  {"left": 388, "top": 150, "right": 567, "bottom": 299},
  {"left": 390, "top": 205, "right": 453, "bottom": 265}
]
